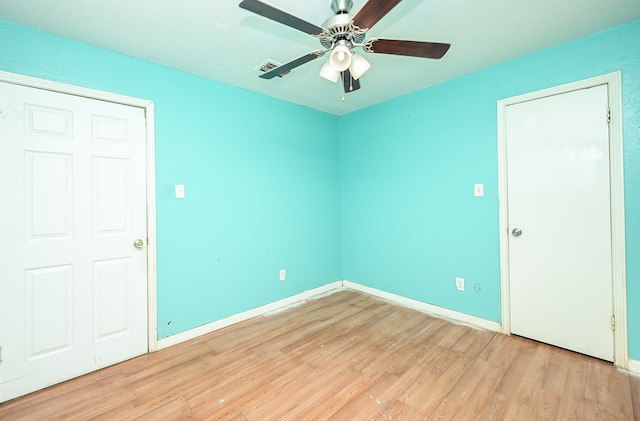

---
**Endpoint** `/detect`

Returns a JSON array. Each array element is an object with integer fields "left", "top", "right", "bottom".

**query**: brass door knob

[{"left": 133, "top": 239, "right": 144, "bottom": 249}]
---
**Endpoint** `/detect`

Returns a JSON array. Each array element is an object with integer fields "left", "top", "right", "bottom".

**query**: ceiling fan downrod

[{"left": 331, "top": 0, "right": 353, "bottom": 14}]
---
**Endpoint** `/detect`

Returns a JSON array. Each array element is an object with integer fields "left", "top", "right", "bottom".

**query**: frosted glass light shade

[
  {"left": 349, "top": 54, "right": 371, "bottom": 80},
  {"left": 319, "top": 61, "right": 340, "bottom": 82},
  {"left": 329, "top": 45, "right": 352, "bottom": 71}
]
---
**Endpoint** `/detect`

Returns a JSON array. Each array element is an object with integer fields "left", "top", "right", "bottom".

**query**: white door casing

[
  {"left": 0, "top": 73, "right": 157, "bottom": 402},
  {"left": 498, "top": 73, "right": 628, "bottom": 367}
]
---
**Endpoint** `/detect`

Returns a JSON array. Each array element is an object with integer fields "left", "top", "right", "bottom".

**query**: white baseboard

[
  {"left": 342, "top": 280, "right": 502, "bottom": 332},
  {"left": 158, "top": 279, "right": 502, "bottom": 350},
  {"left": 157, "top": 279, "right": 637, "bottom": 375},
  {"left": 157, "top": 281, "right": 343, "bottom": 350}
]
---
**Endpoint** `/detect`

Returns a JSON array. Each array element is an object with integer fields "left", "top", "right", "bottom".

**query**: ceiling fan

[{"left": 239, "top": 0, "right": 450, "bottom": 94}]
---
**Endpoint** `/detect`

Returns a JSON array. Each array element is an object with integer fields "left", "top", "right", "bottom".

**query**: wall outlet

[
  {"left": 279, "top": 269, "right": 286, "bottom": 281},
  {"left": 456, "top": 277, "right": 465, "bottom": 291}
]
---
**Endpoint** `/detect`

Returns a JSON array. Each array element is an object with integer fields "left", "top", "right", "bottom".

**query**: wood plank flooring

[{"left": 1, "top": 289, "right": 637, "bottom": 420}]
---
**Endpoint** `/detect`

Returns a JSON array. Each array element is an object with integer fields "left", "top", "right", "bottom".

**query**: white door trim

[
  {"left": 497, "top": 72, "right": 627, "bottom": 368},
  {"left": 0, "top": 71, "right": 159, "bottom": 353}
]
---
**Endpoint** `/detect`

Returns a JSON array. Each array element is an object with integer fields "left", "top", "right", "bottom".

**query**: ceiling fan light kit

[
  {"left": 349, "top": 53, "right": 371, "bottom": 80},
  {"left": 319, "top": 61, "right": 341, "bottom": 82},
  {"left": 239, "top": 0, "right": 450, "bottom": 94},
  {"left": 328, "top": 40, "right": 353, "bottom": 71}
]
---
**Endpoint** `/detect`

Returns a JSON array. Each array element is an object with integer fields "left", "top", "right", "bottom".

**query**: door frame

[
  {"left": 497, "top": 72, "right": 627, "bottom": 368},
  {"left": 0, "top": 71, "right": 159, "bottom": 353}
]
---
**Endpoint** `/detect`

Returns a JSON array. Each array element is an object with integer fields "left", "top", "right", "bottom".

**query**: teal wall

[
  {"left": 0, "top": 20, "right": 342, "bottom": 338},
  {"left": 1, "top": 17, "right": 638, "bottom": 360},
  {"left": 339, "top": 20, "right": 640, "bottom": 360}
]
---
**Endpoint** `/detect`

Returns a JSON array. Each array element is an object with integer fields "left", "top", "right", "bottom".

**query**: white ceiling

[{"left": 1, "top": 0, "right": 639, "bottom": 115}]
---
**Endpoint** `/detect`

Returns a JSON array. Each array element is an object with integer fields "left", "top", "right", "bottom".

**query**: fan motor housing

[{"left": 320, "top": 2, "right": 366, "bottom": 49}]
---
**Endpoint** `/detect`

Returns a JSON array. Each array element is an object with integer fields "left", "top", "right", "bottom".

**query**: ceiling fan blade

[
  {"left": 365, "top": 39, "right": 451, "bottom": 59},
  {"left": 341, "top": 69, "right": 361, "bottom": 93},
  {"left": 259, "top": 50, "right": 325, "bottom": 79},
  {"left": 352, "top": 0, "right": 403, "bottom": 31},
  {"left": 239, "top": 0, "right": 324, "bottom": 36}
]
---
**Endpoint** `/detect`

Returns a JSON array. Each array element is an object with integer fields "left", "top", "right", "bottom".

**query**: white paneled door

[
  {"left": 505, "top": 84, "right": 614, "bottom": 361},
  {"left": 0, "top": 81, "right": 148, "bottom": 402}
]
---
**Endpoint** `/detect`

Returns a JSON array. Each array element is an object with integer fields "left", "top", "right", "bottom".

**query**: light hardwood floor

[{"left": 1, "top": 289, "right": 638, "bottom": 420}]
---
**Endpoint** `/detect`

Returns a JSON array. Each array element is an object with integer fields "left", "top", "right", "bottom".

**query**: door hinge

[
  {"left": 611, "top": 315, "right": 615, "bottom": 331},
  {"left": 0, "top": 346, "right": 3, "bottom": 364},
  {"left": 607, "top": 109, "right": 611, "bottom": 123}
]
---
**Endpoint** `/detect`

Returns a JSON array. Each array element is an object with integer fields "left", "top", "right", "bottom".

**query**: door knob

[
  {"left": 512, "top": 228, "right": 523, "bottom": 237},
  {"left": 133, "top": 239, "right": 144, "bottom": 249}
]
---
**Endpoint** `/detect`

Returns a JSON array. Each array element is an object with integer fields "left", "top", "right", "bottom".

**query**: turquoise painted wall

[
  {"left": 339, "top": 20, "right": 640, "bottom": 359},
  {"left": 2, "top": 17, "right": 639, "bottom": 361},
  {"left": 0, "top": 20, "right": 342, "bottom": 338}
]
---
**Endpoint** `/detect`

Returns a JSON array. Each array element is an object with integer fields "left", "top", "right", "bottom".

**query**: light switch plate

[
  {"left": 175, "top": 184, "right": 185, "bottom": 199},
  {"left": 474, "top": 183, "right": 484, "bottom": 197}
]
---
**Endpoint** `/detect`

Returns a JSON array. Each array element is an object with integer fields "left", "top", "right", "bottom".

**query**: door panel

[
  {"left": 94, "top": 157, "right": 130, "bottom": 233},
  {"left": 94, "top": 257, "right": 132, "bottom": 340},
  {"left": 506, "top": 84, "right": 613, "bottom": 361},
  {"left": 26, "top": 152, "right": 73, "bottom": 238},
  {"left": 25, "top": 265, "right": 74, "bottom": 358},
  {"left": 0, "top": 81, "right": 148, "bottom": 402}
]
